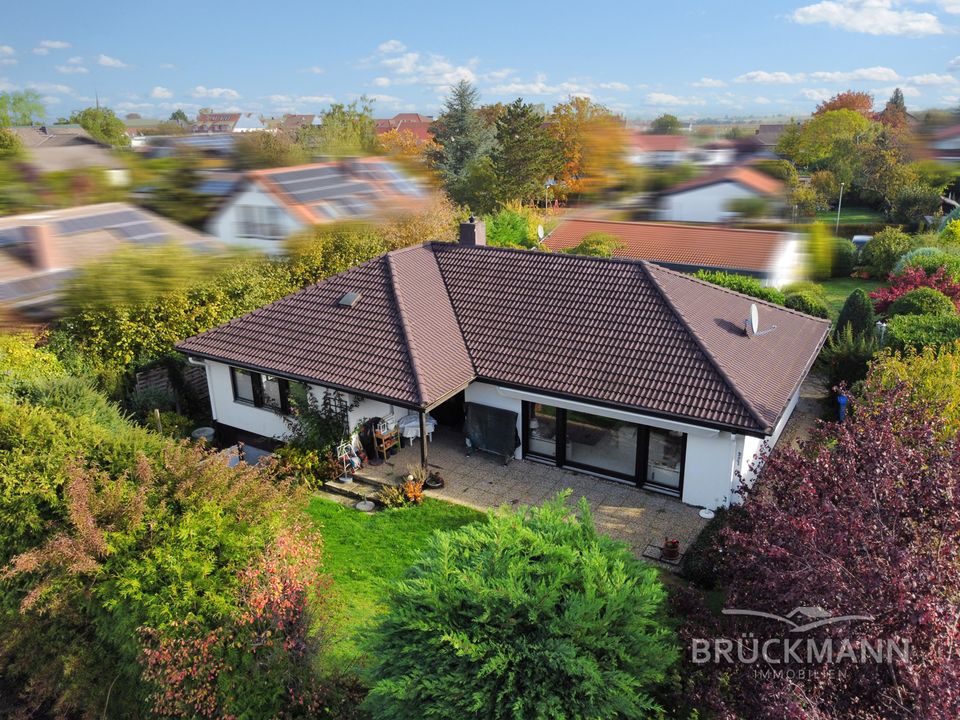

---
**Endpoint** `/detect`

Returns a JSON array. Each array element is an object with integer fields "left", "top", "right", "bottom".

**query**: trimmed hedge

[
  {"left": 692, "top": 270, "right": 786, "bottom": 305},
  {"left": 888, "top": 287, "right": 957, "bottom": 318},
  {"left": 785, "top": 291, "right": 831, "bottom": 319},
  {"left": 886, "top": 313, "right": 960, "bottom": 352}
]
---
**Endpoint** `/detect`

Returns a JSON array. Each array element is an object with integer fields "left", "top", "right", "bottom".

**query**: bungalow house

[
  {"left": 0, "top": 202, "right": 219, "bottom": 320},
  {"left": 627, "top": 133, "right": 691, "bottom": 166},
  {"left": 176, "top": 220, "right": 828, "bottom": 509},
  {"left": 206, "top": 157, "right": 429, "bottom": 252},
  {"left": 9, "top": 126, "right": 129, "bottom": 185},
  {"left": 375, "top": 113, "right": 435, "bottom": 143},
  {"left": 657, "top": 166, "right": 785, "bottom": 224},
  {"left": 543, "top": 218, "right": 802, "bottom": 287}
]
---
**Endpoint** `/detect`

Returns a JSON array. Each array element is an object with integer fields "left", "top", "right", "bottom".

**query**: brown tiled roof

[
  {"left": 631, "top": 133, "right": 689, "bottom": 152},
  {"left": 661, "top": 165, "right": 785, "bottom": 198},
  {"left": 543, "top": 219, "right": 791, "bottom": 275},
  {"left": 177, "top": 244, "right": 829, "bottom": 434}
]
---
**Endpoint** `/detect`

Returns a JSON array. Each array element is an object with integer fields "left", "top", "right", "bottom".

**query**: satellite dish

[
  {"left": 537, "top": 224, "right": 544, "bottom": 241},
  {"left": 750, "top": 303, "right": 759, "bottom": 336}
]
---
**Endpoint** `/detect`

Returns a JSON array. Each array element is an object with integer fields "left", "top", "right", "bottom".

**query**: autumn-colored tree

[
  {"left": 878, "top": 88, "right": 908, "bottom": 130},
  {"left": 869, "top": 266, "right": 960, "bottom": 314},
  {"left": 377, "top": 127, "right": 437, "bottom": 164},
  {"left": 550, "top": 96, "right": 627, "bottom": 197},
  {"left": 677, "top": 381, "right": 960, "bottom": 719},
  {"left": 814, "top": 90, "right": 875, "bottom": 119}
]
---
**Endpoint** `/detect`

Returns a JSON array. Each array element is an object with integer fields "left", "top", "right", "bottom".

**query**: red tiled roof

[
  {"left": 543, "top": 219, "right": 790, "bottom": 275},
  {"left": 932, "top": 125, "right": 960, "bottom": 141},
  {"left": 631, "top": 133, "right": 690, "bottom": 152},
  {"left": 661, "top": 165, "right": 785, "bottom": 197},
  {"left": 177, "top": 244, "right": 828, "bottom": 434}
]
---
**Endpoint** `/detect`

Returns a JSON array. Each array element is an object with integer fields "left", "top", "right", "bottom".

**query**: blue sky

[{"left": 2, "top": 0, "right": 959, "bottom": 121}]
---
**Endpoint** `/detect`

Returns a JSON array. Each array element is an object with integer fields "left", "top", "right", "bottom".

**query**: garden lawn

[
  {"left": 306, "top": 496, "right": 485, "bottom": 668},
  {"left": 815, "top": 206, "right": 884, "bottom": 225},
  {"left": 819, "top": 277, "right": 885, "bottom": 321}
]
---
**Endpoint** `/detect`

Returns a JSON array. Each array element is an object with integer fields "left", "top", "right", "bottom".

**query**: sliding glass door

[{"left": 522, "top": 401, "right": 685, "bottom": 495}]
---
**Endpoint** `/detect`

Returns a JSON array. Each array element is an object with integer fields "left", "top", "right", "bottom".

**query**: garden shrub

[
  {"left": 942, "top": 218, "right": 960, "bottom": 246},
  {"left": 560, "top": 231, "right": 623, "bottom": 257},
  {"left": 727, "top": 196, "right": 769, "bottom": 219},
  {"left": 836, "top": 287, "right": 877, "bottom": 337},
  {"left": 692, "top": 270, "right": 786, "bottom": 305},
  {"left": 817, "top": 324, "right": 879, "bottom": 390},
  {"left": 364, "top": 492, "right": 678, "bottom": 719},
  {"left": 785, "top": 291, "right": 830, "bottom": 318},
  {"left": 888, "top": 287, "right": 957, "bottom": 318},
  {"left": 680, "top": 506, "right": 730, "bottom": 590},
  {"left": 893, "top": 247, "right": 960, "bottom": 281},
  {"left": 782, "top": 280, "right": 827, "bottom": 302},
  {"left": 886, "top": 313, "right": 960, "bottom": 352},
  {"left": 861, "top": 227, "right": 912, "bottom": 278},
  {"left": 833, "top": 237, "right": 858, "bottom": 277},
  {"left": 870, "top": 267, "right": 960, "bottom": 315}
]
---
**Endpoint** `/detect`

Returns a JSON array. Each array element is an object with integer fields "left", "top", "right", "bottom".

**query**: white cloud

[
  {"left": 736, "top": 70, "right": 806, "bottom": 84},
  {"left": 378, "top": 39, "right": 406, "bottom": 53},
  {"left": 191, "top": 85, "right": 240, "bottom": 99},
  {"left": 97, "top": 54, "right": 128, "bottom": 68},
  {"left": 754, "top": 96, "right": 773, "bottom": 104},
  {"left": 304, "top": 66, "right": 325, "bottom": 74},
  {"left": 368, "top": 93, "right": 401, "bottom": 103},
  {"left": 40, "top": 95, "right": 61, "bottom": 105},
  {"left": 644, "top": 92, "right": 706, "bottom": 106},
  {"left": 875, "top": 84, "right": 921, "bottom": 97},
  {"left": 791, "top": 0, "right": 944, "bottom": 36},
  {"left": 297, "top": 95, "right": 335, "bottom": 103},
  {"left": 909, "top": 73, "right": 957, "bottom": 85},
  {"left": 381, "top": 51, "right": 478, "bottom": 88},
  {"left": 26, "top": 81, "right": 73, "bottom": 95},
  {"left": 151, "top": 86, "right": 173, "bottom": 99},
  {"left": 938, "top": 0, "right": 960, "bottom": 12},
  {"left": 599, "top": 81, "right": 630, "bottom": 91},
  {"left": 942, "top": 94, "right": 960, "bottom": 105},
  {"left": 40, "top": 40, "right": 70, "bottom": 49},
  {"left": 373, "top": 76, "right": 392, "bottom": 87},
  {"left": 66, "top": 56, "right": 83, "bottom": 64},
  {"left": 809, "top": 66, "right": 900, "bottom": 82},
  {"left": 0, "top": 78, "right": 17, "bottom": 92},
  {"left": 949, "top": 56, "right": 960, "bottom": 73},
  {"left": 160, "top": 63, "right": 176, "bottom": 69},
  {"left": 0, "top": 45, "right": 14, "bottom": 56},
  {"left": 32, "top": 48, "right": 49, "bottom": 56},
  {"left": 56, "top": 64, "right": 88, "bottom": 74},
  {"left": 489, "top": 73, "right": 592, "bottom": 96},
  {"left": 0, "top": 59, "right": 15, "bottom": 66},
  {"left": 800, "top": 87, "right": 834, "bottom": 101},
  {"left": 692, "top": 77, "right": 727, "bottom": 88}
]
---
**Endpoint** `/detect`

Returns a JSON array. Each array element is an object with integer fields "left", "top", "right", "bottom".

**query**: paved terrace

[{"left": 356, "top": 427, "right": 707, "bottom": 560}]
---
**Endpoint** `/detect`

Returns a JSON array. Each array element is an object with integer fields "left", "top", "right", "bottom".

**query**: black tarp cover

[{"left": 464, "top": 402, "right": 520, "bottom": 461}]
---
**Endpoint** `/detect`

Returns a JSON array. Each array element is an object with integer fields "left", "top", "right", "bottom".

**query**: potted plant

[{"left": 662, "top": 537, "right": 680, "bottom": 562}]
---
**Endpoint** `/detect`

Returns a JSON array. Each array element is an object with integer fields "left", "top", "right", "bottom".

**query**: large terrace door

[{"left": 521, "top": 401, "right": 685, "bottom": 496}]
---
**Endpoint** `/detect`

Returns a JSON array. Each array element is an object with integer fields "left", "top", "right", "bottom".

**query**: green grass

[
  {"left": 306, "top": 495, "right": 484, "bottom": 667},
  {"left": 814, "top": 206, "right": 884, "bottom": 225},
  {"left": 818, "top": 277, "right": 885, "bottom": 320}
]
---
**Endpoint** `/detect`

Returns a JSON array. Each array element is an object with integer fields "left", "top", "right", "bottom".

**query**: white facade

[
  {"left": 658, "top": 181, "right": 769, "bottom": 224},
  {"left": 206, "top": 181, "right": 305, "bottom": 253},
  {"left": 203, "top": 358, "right": 800, "bottom": 510}
]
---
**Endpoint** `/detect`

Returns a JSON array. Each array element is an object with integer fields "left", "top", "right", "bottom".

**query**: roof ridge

[
  {"left": 426, "top": 244, "right": 480, "bottom": 376},
  {"left": 385, "top": 250, "right": 428, "bottom": 408},
  {"left": 640, "top": 260, "right": 769, "bottom": 433},
  {"left": 555, "top": 217, "right": 789, "bottom": 237}
]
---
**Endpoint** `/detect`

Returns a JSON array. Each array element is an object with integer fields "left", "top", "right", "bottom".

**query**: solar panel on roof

[{"left": 0, "top": 227, "right": 25, "bottom": 248}]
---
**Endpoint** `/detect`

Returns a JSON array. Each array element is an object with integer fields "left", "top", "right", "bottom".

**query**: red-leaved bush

[
  {"left": 673, "top": 383, "right": 960, "bottom": 720},
  {"left": 140, "top": 528, "right": 350, "bottom": 719},
  {"left": 870, "top": 267, "right": 960, "bottom": 314}
]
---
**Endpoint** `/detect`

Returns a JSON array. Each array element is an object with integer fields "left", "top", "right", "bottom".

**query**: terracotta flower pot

[{"left": 662, "top": 538, "right": 681, "bottom": 562}]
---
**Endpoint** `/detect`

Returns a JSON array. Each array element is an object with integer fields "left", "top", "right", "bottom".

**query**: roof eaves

[{"left": 640, "top": 260, "right": 770, "bottom": 434}]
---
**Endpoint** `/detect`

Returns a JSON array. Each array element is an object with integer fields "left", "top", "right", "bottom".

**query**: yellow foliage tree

[{"left": 549, "top": 97, "right": 627, "bottom": 198}]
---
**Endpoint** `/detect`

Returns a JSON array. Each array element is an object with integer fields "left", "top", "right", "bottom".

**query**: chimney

[
  {"left": 459, "top": 216, "right": 486, "bottom": 246},
  {"left": 24, "top": 224, "right": 58, "bottom": 271}
]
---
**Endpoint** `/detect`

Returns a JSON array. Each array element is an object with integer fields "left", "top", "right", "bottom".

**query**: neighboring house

[
  {"left": 375, "top": 113, "right": 435, "bottom": 143},
  {"left": 544, "top": 218, "right": 802, "bottom": 287},
  {"left": 627, "top": 133, "right": 691, "bottom": 166},
  {"left": 0, "top": 203, "right": 219, "bottom": 320},
  {"left": 657, "top": 166, "right": 785, "bottom": 223},
  {"left": 693, "top": 140, "right": 737, "bottom": 167},
  {"left": 206, "top": 157, "right": 429, "bottom": 252},
  {"left": 137, "top": 133, "right": 237, "bottom": 159},
  {"left": 8, "top": 126, "right": 129, "bottom": 185},
  {"left": 176, "top": 221, "right": 829, "bottom": 509},
  {"left": 754, "top": 123, "right": 791, "bottom": 152},
  {"left": 192, "top": 112, "right": 241, "bottom": 134},
  {"left": 929, "top": 125, "right": 960, "bottom": 164}
]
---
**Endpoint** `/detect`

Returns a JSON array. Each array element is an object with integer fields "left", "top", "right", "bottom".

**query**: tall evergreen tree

[
  {"left": 427, "top": 81, "right": 494, "bottom": 188},
  {"left": 491, "top": 98, "right": 561, "bottom": 204},
  {"left": 879, "top": 88, "right": 908, "bottom": 129},
  {"left": 836, "top": 287, "right": 877, "bottom": 338}
]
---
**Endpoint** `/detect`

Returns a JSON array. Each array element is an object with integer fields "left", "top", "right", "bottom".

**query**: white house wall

[
  {"left": 207, "top": 182, "right": 305, "bottom": 252},
  {"left": 681, "top": 432, "right": 739, "bottom": 509},
  {"left": 659, "top": 183, "right": 761, "bottom": 223}
]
